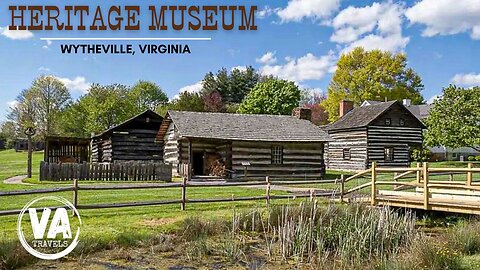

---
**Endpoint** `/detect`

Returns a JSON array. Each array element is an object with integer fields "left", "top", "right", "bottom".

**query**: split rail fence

[
  {"left": 3, "top": 162, "right": 480, "bottom": 216},
  {"left": 0, "top": 177, "right": 343, "bottom": 216}
]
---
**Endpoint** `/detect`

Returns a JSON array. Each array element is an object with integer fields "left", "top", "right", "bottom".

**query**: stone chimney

[
  {"left": 402, "top": 99, "right": 412, "bottom": 106},
  {"left": 292, "top": 107, "right": 312, "bottom": 121},
  {"left": 339, "top": 100, "right": 354, "bottom": 117}
]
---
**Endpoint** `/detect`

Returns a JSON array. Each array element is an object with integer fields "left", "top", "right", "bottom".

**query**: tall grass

[{"left": 232, "top": 202, "right": 417, "bottom": 267}]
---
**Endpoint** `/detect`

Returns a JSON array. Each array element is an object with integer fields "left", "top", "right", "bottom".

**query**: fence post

[
  {"left": 371, "top": 162, "right": 377, "bottom": 206},
  {"left": 265, "top": 176, "right": 271, "bottom": 205},
  {"left": 181, "top": 177, "right": 187, "bottom": 211},
  {"left": 416, "top": 162, "right": 421, "bottom": 184},
  {"left": 423, "top": 162, "right": 429, "bottom": 210},
  {"left": 467, "top": 163, "right": 473, "bottom": 186},
  {"left": 340, "top": 174, "right": 345, "bottom": 203},
  {"left": 72, "top": 179, "right": 78, "bottom": 216}
]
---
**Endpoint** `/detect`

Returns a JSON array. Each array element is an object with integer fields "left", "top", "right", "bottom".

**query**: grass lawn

[{"left": 0, "top": 149, "right": 296, "bottom": 244}]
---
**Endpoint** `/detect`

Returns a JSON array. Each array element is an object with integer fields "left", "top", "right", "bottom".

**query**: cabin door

[{"left": 192, "top": 151, "right": 204, "bottom": 176}]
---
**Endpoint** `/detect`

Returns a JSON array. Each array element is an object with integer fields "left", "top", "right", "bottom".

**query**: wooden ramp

[
  {"left": 376, "top": 190, "right": 480, "bottom": 215},
  {"left": 347, "top": 162, "right": 480, "bottom": 215}
]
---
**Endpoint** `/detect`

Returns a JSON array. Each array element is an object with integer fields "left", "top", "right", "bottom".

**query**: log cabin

[
  {"left": 324, "top": 100, "right": 425, "bottom": 170},
  {"left": 155, "top": 108, "right": 331, "bottom": 180},
  {"left": 91, "top": 110, "right": 164, "bottom": 162}
]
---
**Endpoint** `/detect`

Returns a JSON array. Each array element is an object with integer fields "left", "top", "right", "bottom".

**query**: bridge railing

[{"left": 368, "top": 162, "right": 480, "bottom": 212}]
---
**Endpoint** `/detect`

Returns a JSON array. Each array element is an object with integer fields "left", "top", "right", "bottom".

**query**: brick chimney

[
  {"left": 339, "top": 100, "right": 354, "bottom": 117},
  {"left": 292, "top": 107, "right": 312, "bottom": 121}
]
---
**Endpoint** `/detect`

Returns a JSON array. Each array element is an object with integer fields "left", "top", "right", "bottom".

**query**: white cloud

[
  {"left": 231, "top": 66, "right": 248, "bottom": 72},
  {"left": 427, "top": 95, "right": 440, "bottom": 104},
  {"left": 0, "top": 26, "right": 34, "bottom": 40},
  {"left": 258, "top": 6, "right": 279, "bottom": 19},
  {"left": 277, "top": 0, "right": 341, "bottom": 22},
  {"left": 56, "top": 76, "right": 91, "bottom": 93},
  {"left": 38, "top": 66, "right": 51, "bottom": 72},
  {"left": 330, "top": 2, "right": 409, "bottom": 53},
  {"left": 256, "top": 51, "right": 277, "bottom": 65},
  {"left": 406, "top": 0, "right": 480, "bottom": 40},
  {"left": 451, "top": 73, "right": 480, "bottom": 87},
  {"left": 342, "top": 33, "right": 410, "bottom": 54},
  {"left": 173, "top": 81, "right": 203, "bottom": 100},
  {"left": 259, "top": 51, "right": 336, "bottom": 83},
  {"left": 7, "top": 100, "right": 19, "bottom": 109},
  {"left": 42, "top": 39, "right": 52, "bottom": 49}
]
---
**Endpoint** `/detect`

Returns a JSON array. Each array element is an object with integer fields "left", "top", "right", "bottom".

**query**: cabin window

[
  {"left": 399, "top": 118, "right": 405, "bottom": 126},
  {"left": 384, "top": 147, "right": 394, "bottom": 161},
  {"left": 271, "top": 146, "right": 283, "bottom": 164},
  {"left": 385, "top": 118, "right": 391, "bottom": 126},
  {"left": 343, "top": 148, "right": 351, "bottom": 160}
]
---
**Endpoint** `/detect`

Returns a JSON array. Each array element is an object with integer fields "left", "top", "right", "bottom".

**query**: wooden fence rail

[
  {"left": 3, "top": 162, "right": 479, "bottom": 217},
  {"left": 0, "top": 177, "right": 342, "bottom": 216},
  {"left": 39, "top": 161, "right": 172, "bottom": 181}
]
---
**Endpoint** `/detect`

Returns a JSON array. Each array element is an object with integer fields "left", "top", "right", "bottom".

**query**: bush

[
  {"left": 448, "top": 221, "right": 480, "bottom": 255},
  {"left": 476, "top": 156, "right": 480, "bottom": 161},
  {"left": 385, "top": 236, "right": 462, "bottom": 270},
  {"left": 468, "top": 156, "right": 476, "bottom": 161},
  {"left": 411, "top": 148, "right": 431, "bottom": 162}
]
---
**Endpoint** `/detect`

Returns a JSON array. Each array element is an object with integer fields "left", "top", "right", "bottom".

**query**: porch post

[{"left": 188, "top": 139, "right": 192, "bottom": 181}]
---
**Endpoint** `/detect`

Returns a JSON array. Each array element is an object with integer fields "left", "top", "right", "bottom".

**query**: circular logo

[{"left": 17, "top": 196, "right": 82, "bottom": 260}]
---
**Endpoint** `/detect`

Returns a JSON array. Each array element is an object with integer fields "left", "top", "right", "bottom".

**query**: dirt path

[{"left": 3, "top": 175, "right": 34, "bottom": 185}]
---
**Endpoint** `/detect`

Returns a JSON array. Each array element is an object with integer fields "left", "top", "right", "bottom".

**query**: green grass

[{"left": 0, "top": 149, "right": 295, "bottom": 244}]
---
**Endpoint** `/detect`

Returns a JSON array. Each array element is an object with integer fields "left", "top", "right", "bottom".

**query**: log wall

[
  {"left": 326, "top": 128, "right": 368, "bottom": 170},
  {"left": 231, "top": 141, "right": 325, "bottom": 180},
  {"left": 367, "top": 125, "right": 423, "bottom": 167},
  {"left": 163, "top": 123, "right": 180, "bottom": 176}
]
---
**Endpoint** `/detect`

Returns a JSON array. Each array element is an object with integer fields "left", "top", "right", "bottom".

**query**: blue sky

[{"left": 0, "top": 0, "right": 479, "bottom": 120}]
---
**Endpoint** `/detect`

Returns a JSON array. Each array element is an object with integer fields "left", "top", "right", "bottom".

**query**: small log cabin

[
  {"left": 155, "top": 109, "right": 331, "bottom": 180},
  {"left": 91, "top": 110, "right": 164, "bottom": 162},
  {"left": 324, "top": 100, "right": 425, "bottom": 170}
]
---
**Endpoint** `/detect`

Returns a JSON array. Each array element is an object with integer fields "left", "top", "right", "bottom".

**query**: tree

[
  {"left": 157, "top": 92, "right": 205, "bottom": 116},
  {"left": 0, "top": 121, "right": 18, "bottom": 148},
  {"left": 128, "top": 81, "right": 168, "bottom": 113},
  {"left": 202, "top": 91, "right": 225, "bottom": 112},
  {"left": 322, "top": 47, "right": 424, "bottom": 122},
  {"left": 301, "top": 90, "right": 329, "bottom": 125},
  {"left": 7, "top": 76, "right": 71, "bottom": 139},
  {"left": 29, "top": 75, "right": 71, "bottom": 137},
  {"left": 201, "top": 66, "right": 260, "bottom": 104},
  {"left": 424, "top": 85, "right": 480, "bottom": 151},
  {"left": 238, "top": 78, "right": 301, "bottom": 115},
  {"left": 74, "top": 84, "right": 131, "bottom": 135}
]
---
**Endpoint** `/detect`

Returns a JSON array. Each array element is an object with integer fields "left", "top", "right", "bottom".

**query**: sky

[{"left": 0, "top": 0, "right": 479, "bottom": 120}]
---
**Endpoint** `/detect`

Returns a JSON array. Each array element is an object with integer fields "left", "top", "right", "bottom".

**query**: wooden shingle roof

[
  {"left": 156, "top": 110, "right": 331, "bottom": 142},
  {"left": 326, "top": 100, "right": 425, "bottom": 131}
]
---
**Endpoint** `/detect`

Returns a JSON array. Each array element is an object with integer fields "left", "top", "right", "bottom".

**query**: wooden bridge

[{"left": 345, "top": 162, "right": 480, "bottom": 215}]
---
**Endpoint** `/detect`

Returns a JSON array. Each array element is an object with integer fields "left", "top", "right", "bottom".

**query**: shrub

[
  {"left": 385, "top": 236, "right": 462, "bottom": 270},
  {"left": 476, "top": 155, "right": 480, "bottom": 162},
  {"left": 411, "top": 148, "right": 431, "bottom": 162},
  {"left": 181, "top": 217, "right": 229, "bottom": 241},
  {"left": 468, "top": 155, "right": 476, "bottom": 161},
  {"left": 447, "top": 221, "right": 480, "bottom": 255}
]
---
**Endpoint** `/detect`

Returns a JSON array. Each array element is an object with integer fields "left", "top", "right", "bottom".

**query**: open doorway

[{"left": 192, "top": 151, "right": 204, "bottom": 176}]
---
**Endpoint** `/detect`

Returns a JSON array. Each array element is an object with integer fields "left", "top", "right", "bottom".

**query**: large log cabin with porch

[
  {"left": 155, "top": 108, "right": 331, "bottom": 181},
  {"left": 324, "top": 100, "right": 425, "bottom": 171},
  {"left": 91, "top": 110, "right": 164, "bottom": 162}
]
